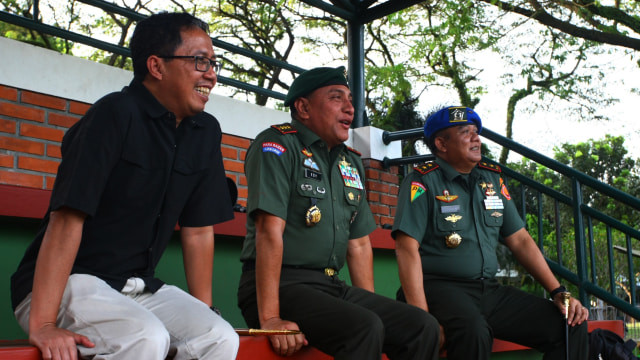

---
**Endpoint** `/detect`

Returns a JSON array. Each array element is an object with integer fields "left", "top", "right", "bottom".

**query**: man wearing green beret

[
  {"left": 392, "top": 106, "right": 589, "bottom": 359},
  {"left": 237, "top": 66, "right": 440, "bottom": 360}
]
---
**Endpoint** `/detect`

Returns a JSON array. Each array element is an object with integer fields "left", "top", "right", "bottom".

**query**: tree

[{"left": 504, "top": 135, "right": 640, "bottom": 299}]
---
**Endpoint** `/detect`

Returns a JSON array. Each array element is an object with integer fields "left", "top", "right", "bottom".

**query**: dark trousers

[
  {"left": 398, "top": 278, "right": 588, "bottom": 360},
  {"left": 238, "top": 268, "right": 440, "bottom": 360}
]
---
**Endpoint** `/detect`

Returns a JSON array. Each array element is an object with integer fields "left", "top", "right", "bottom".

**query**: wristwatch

[{"left": 550, "top": 285, "right": 567, "bottom": 299}]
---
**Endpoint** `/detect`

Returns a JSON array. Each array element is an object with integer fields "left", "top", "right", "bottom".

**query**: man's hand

[
  {"left": 30, "top": 323, "right": 94, "bottom": 360},
  {"left": 261, "top": 317, "right": 308, "bottom": 356},
  {"left": 553, "top": 294, "right": 589, "bottom": 326}
]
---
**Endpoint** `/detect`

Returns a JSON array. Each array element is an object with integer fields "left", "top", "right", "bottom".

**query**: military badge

[
  {"left": 339, "top": 156, "right": 363, "bottom": 189},
  {"left": 435, "top": 190, "right": 458, "bottom": 203}
]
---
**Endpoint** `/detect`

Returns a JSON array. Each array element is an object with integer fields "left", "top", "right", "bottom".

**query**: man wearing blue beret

[
  {"left": 237, "top": 66, "right": 440, "bottom": 360},
  {"left": 392, "top": 106, "right": 589, "bottom": 359}
]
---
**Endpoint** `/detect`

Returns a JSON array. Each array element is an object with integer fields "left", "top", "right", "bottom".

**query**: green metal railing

[{"left": 383, "top": 127, "right": 640, "bottom": 323}]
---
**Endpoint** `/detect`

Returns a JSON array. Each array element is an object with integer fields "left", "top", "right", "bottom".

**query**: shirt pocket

[{"left": 483, "top": 210, "right": 504, "bottom": 227}]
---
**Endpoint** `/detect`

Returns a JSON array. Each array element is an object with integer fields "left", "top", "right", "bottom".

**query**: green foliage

[{"left": 505, "top": 135, "right": 640, "bottom": 301}]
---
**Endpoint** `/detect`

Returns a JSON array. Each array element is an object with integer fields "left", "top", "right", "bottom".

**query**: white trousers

[{"left": 15, "top": 274, "right": 239, "bottom": 360}]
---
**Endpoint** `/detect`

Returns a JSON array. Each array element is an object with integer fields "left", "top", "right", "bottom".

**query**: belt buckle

[{"left": 324, "top": 268, "right": 336, "bottom": 276}]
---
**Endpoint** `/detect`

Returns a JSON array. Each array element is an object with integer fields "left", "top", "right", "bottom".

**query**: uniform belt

[{"left": 242, "top": 261, "right": 337, "bottom": 276}]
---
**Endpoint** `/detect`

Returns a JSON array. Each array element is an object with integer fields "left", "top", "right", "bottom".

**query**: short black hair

[{"left": 130, "top": 12, "right": 210, "bottom": 80}]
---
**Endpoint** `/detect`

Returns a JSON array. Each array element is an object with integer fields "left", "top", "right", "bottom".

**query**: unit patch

[
  {"left": 410, "top": 181, "right": 426, "bottom": 202},
  {"left": 262, "top": 142, "right": 287, "bottom": 156}
]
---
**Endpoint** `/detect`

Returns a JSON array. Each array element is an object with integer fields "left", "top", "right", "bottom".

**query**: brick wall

[{"left": 0, "top": 84, "right": 400, "bottom": 226}]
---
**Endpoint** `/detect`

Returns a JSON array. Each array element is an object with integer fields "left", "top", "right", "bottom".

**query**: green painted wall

[{"left": 0, "top": 216, "right": 540, "bottom": 359}]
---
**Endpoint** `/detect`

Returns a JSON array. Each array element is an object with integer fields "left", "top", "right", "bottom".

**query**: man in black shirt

[{"left": 10, "top": 12, "right": 238, "bottom": 360}]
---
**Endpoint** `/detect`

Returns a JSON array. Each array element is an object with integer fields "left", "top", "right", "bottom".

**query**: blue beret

[
  {"left": 424, "top": 106, "right": 482, "bottom": 139},
  {"left": 284, "top": 66, "right": 349, "bottom": 106}
]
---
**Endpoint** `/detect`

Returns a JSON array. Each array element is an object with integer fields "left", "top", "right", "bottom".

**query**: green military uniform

[
  {"left": 239, "top": 119, "right": 375, "bottom": 270},
  {"left": 238, "top": 118, "right": 440, "bottom": 360},
  {"left": 392, "top": 157, "right": 587, "bottom": 360}
]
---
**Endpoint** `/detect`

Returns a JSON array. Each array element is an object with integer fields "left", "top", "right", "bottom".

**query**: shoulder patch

[
  {"left": 478, "top": 161, "right": 501, "bottom": 173},
  {"left": 346, "top": 146, "right": 361, "bottom": 156},
  {"left": 270, "top": 123, "right": 297, "bottom": 134},
  {"left": 414, "top": 162, "right": 439, "bottom": 175}
]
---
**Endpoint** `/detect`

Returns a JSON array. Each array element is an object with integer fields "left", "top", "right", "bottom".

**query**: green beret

[{"left": 284, "top": 66, "right": 349, "bottom": 106}]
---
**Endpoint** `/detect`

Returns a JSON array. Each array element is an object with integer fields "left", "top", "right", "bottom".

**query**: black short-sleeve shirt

[{"left": 10, "top": 79, "right": 233, "bottom": 310}]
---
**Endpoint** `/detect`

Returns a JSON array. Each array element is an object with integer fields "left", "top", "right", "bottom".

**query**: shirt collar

[{"left": 126, "top": 78, "right": 208, "bottom": 128}]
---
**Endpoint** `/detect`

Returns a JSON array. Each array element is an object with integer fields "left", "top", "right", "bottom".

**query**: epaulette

[
  {"left": 414, "top": 161, "right": 439, "bottom": 175},
  {"left": 270, "top": 123, "right": 297, "bottom": 135},
  {"left": 346, "top": 146, "right": 361, "bottom": 156},
  {"left": 478, "top": 161, "right": 501, "bottom": 173}
]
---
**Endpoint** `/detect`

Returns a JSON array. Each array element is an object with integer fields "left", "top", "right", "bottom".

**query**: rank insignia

[
  {"left": 445, "top": 214, "right": 462, "bottom": 223},
  {"left": 500, "top": 178, "right": 511, "bottom": 200},
  {"left": 479, "top": 161, "right": 501, "bottom": 173},
  {"left": 262, "top": 142, "right": 287, "bottom": 156},
  {"left": 435, "top": 190, "right": 458, "bottom": 203},
  {"left": 414, "top": 162, "right": 439, "bottom": 175},
  {"left": 339, "top": 156, "right": 363, "bottom": 189},
  {"left": 271, "top": 123, "right": 297, "bottom": 134},
  {"left": 410, "top": 181, "right": 426, "bottom": 202}
]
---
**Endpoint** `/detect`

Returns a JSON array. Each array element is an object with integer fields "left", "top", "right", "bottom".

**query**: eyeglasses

[{"left": 158, "top": 55, "right": 222, "bottom": 74}]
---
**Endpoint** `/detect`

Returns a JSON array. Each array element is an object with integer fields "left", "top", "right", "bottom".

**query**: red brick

[
  {"left": 22, "top": 91, "right": 67, "bottom": 110},
  {"left": 221, "top": 146, "right": 238, "bottom": 160},
  {"left": 47, "top": 144, "right": 62, "bottom": 158},
  {"left": 380, "top": 194, "right": 397, "bottom": 207},
  {"left": 0, "top": 170, "right": 43, "bottom": 188},
  {"left": 0, "top": 86, "right": 18, "bottom": 101},
  {"left": 238, "top": 175, "right": 247, "bottom": 186},
  {"left": 49, "top": 112, "right": 80, "bottom": 128},
  {"left": 369, "top": 204, "right": 390, "bottom": 216},
  {"left": 237, "top": 199, "right": 247, "bottom": 207},
  {"left": 237, "top": 186, "right": 248, "bottom": 201},
  {"left": 367, "top": 192, "right": 380, "bottom": 203},
  {"left": 20, "top": 123, "right": 64, "bottom": 142},
  {"left": 69, "top": 101, "right": 91, "bottom": 115},
  {"left": 222, "top": 134, "right": 251, "bottom": 149},
  {"left": 362, "top": 159, "right": 384, "bottom": 170},
  {"left": 380, "top": 171, "right": 399, "bottom": 185},
  {"left": 366, "top": 180, "right": 390, "bottom": 193},
  {"left": 390, "top": 207, "right": 396, "bottom": 217},
  {"left": 223, "top": 159, "right": 244, "bottom": 173},
  {"left": 46, "top": 176, "right": 56, "bottom": 190},
  {"left": 239, "top": 149, "right": 246, "bottom": 161},
  {"left": 389, "top": 184, "right": 399, "bottom": 196},
  {"left": 379, "top": 216, "right": 394, "bottom": 227},
  {"left": 0, "top": 102, "right": 45, "bottom": 122},
  {"left": 365, "top": 168, "right": 380, "bottom": 180},
  {"left": 388, "top": 166, "right": 399, "bottom": 175},
  {"left": 18, "top": 156, "right": 60, "bottom": 174},
  {"left": 0, "top": 154, "right": 13, "bottom": 168},
  {"left": 0, "top": 118, "right": 17, "bottom": 134},
  {"left": 0, "top": 136, "right": 45, "bottom": 155}
]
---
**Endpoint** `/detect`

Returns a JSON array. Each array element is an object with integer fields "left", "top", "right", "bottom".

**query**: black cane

[{"left": 561, "top": 292, "right": 571, "bottom": 360}]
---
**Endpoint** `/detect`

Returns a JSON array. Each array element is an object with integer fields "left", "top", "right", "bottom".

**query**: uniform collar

[
  {"left": 291, "top": 118, "right": 345, "bottom": 152},
  {"left": 435, "top": 157, "right": 482, "bottom": 181},
  {"left": 126, "top": 78, "right": 208, "bottom": 128}
]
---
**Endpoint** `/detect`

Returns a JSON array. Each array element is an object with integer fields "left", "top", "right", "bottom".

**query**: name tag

[
  {"left": 441, "top": 205, "right": 460, "bottom": 213},
  {"left": 305, "top": 168, "right": 322, "bottom": 181}
]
